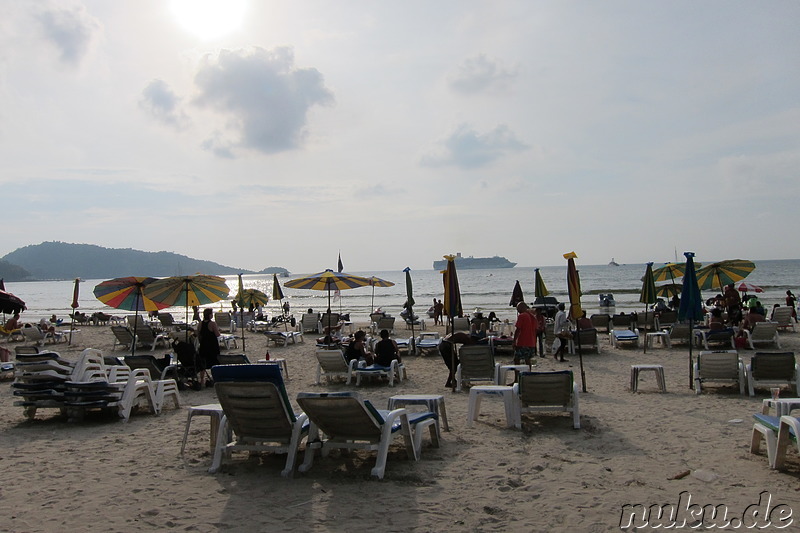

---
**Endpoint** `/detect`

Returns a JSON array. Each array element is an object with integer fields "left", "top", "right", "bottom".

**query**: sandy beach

[{"left": 2, "top": 317, "right": 799, "bottom": 532}]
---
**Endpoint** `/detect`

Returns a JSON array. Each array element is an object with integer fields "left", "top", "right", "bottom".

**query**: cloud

[
  {"left": 34, "top": 3, "right": 100, "bottom": 66},
  {"left": 421, "top": 124, "right": 528, "bottom": 169},
  {"left": 193, "top": 47, "right": 334, "bottom": 156},
  {"left": 139, "top": 79, "right": 188, "bottom": 129},
  {"left": 448, "top": 54, "right": 518, "bottom": 94}
]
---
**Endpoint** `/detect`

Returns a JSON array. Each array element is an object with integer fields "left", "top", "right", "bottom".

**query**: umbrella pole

[
  {"left": 240, "top": 307, "right": 246, "bottom": 353},
  {"left": 68, "top": 315, "right": 76, "bottom": 346},
  {"left": 689, "top": 320, "right": 694, "bottom": 389},
  {"left": 576, "top": 324, "right": 586, "bottom": 393}
]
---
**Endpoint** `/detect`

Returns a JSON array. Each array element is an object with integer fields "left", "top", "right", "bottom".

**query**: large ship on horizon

[{"left": 433, "top": 253, "right": 517, "bottom": 270}]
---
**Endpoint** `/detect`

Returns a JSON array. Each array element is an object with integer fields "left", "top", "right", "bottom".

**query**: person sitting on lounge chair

[
  {"left": 738, "top": 307, "right": 766, "bottom": 337},
  {"left": 344, "top": 330, "right": 374, "bottom": 366},
  {"left": 374, "top": 329, "right": 401, "bottom": 367}
]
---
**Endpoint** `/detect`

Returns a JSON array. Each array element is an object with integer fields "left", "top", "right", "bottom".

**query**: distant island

[
  {"left": 433, "top": 253, "right": 516, "bottom": 270},
  {"left": 0, "top": 242, "right": 287, "bottom": 281}
]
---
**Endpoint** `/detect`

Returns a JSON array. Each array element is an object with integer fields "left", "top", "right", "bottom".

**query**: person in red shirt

[{"left": 513, "top": 302, "right": 537, "bottom": 366}]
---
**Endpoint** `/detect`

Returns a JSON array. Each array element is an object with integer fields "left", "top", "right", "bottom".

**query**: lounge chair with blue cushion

[
  {"left": 209, "top": 364, "right": 308, "bottom": 477},
  {"left": 296, "top": 391, "right": 439, "bottom": 479},
  {"left": 512, "top": 370, "right": 580, "bottom": 429},
  {"left": 773, "top": 415, "right": 800, "bottom": 470},
  {"left": 749, "top": 413, "right": 800, "bottom": 469}
]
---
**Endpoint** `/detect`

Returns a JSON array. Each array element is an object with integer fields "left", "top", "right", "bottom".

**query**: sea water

[{"left": 5, "top": 259, "right": 799, "bottom": 324}]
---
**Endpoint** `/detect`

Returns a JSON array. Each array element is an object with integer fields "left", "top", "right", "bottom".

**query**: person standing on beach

[
  {"left": 434, "top": 299, "right": 444, "bottom": 326},
  {"left": 723, "top": 284, "right": 742, "bottom": 325},
  {"left": 531, "top": 307, "right": 546, "bottom": 357},
  {"left": 513, "top": 302, "right": 536, "bottom": 366},
  {"left": 786, "top": 290, "right": 797, "bottom": 322},
  {"left": 553, "top": 303, "right": 570, "bottom": 362},
  {"left": 197, "top": 308, "right": 220, "bottom": 388},
  {"left": 439, "top": 331, "right": 475, "bottom": 388}
]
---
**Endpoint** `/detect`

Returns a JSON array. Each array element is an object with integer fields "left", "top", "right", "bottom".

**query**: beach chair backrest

[
  {"left": 315, "top": 349, "right": 348, "bottom": 372},
  {"left": 751, "top": 322, "right": 778, "bottom": 339},
  {"left": 697, "top": 351, "right": 739, "bottom": 379},
  {"left": 216, "top": 353, "right": 250, "bottom": 365},
  {"left": 519, "top": 371, "right": 573, "bottom": 406},
  {"left": 212, "top": 364, "right": 294, "bottom": 424},
  {"left": 457, "top": 345, "right": 495, "bottom": 380},
  {"left": 751, "top": 352, "right": 796, "bottom": 380},
  {"left": 296, "top": 392, "right": 382, "bottom": 441},
  {"left": 590, "top": 314, "right": 610, "bottom": 332}
]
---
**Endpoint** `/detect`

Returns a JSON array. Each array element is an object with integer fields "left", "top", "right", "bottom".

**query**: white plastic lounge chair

[
  {"left": 665, "top": 323, "right": 692, "bottom": 347},
  {"left": 298, "top": 314, "right": 320, "bottom": 333},
  {"left": 214, "top": 312, "right": 236, "bottom": 333},
  {"left": 745, "top": 352, "right": 799, "bottom": 397},
  {"left": 452, "top": 317, "right": 470, "bottom": 333},
  {"left": 124, "top": 354, "right": 179, "bottom": 381},
  {"left": 770, "top": 306, "right": 796, "bottom": 333},
  {"left": 296, "top": 391, "right": 439, "bottom": 479},
  {"left": 265, "top": 330, "right": 303, "bottom": 347},
  {"left": 743, "top": 322, "right": 781, "bottom": 350},
  {"left": 655, "top": 311, "right": 677, "bottom": 330},
  {"left": 569, "top": 328, "right": 598, "bottom": 354},
  {"left": 21, "top": 326, "right": 61, "bottom": 346},
  {"left": 209, "top": 364, "right": 308, "bottom": 477},
  {"left": 695, "top": 329, "right": 735, "bottom": 350},
  {"left": 589, "top": 314, "right": 610, "bottom": 333},
  {"left": 773, "top": 415, "right": 800, "bottom": 470},
  {"left": 135, "top": 325, "right": 170, "bottom": 351},
  {"left": 314, "top": 349, "right": 357, "bottom": 385},
  {"left": 693, "top": 350, "right": 745, "bottom": 395},
  {"left": 111, "top": 326, "right": 136, "bottom": 351},
  {"left": 512, "top": 370, "right": 580, "bottom": 429},
  {"left": 455, "top": 345, "right": 499, "bottom": 392},
  {"left": 749, "top": 413, "right": 800, "bottom": 470},
  {"left": 610, "top": 328, "right": 640, "bottom": 348},
  {"left": 374, "top": 316, "right": 395, "bottom": 335},
  {"left": 415, "top": 332, "right": 441, "bottom": 355},
  {"left": 355, "top": 360, "right": 405, "bottom": 387}
]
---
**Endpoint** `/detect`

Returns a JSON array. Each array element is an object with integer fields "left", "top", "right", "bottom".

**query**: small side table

[
  {"left": 496, "top": 364, "right": 534, "bottom": 385},
  {"left": 630, "top": 364, "right": 667, "bottom": 392},
  {"left": 467, "top": 385, "right": 516, "bottom": 428},
  {"left": 180, "top": 403, "right": 226, "bottom": 457},
  {"left": 645, "top": 331, "right": 670, "bottom": 349},
  {"left": 257, "top": 358, "right": 289, "bottom": 379},
  {"left": 388, "top": 394, "right": 449, "bottom": 433},
  {"left": 761, "top": 398, "right": 800, "bottom": 416}
]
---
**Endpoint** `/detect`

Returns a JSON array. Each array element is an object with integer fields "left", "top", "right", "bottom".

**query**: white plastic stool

[
  {"left": 630, "top": 364, "right": 666, "bottom": 392},
  {"left": 154, "top": 379, "right": 181, "bottom": 414},
  {"left": 180, "top": 404, "right": 226, "bottom": 457},
  {"left": 496, "top": 364, "right": 533, "bottom": 385},
  {"left": 645, "top": 332, "right": 670, "bottom": 349},
  {"left": 467, "top": 385, "right": 516, "bottom": 428},
  {"left": 257, "top": 358, "right": 288, "bottom": 379},
  {"left": 388, "top": 394, "right": 449, "bottom": 433}
]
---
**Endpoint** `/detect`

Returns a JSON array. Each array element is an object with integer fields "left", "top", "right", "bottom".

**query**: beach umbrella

[
  {"left": 367, "top": 276, "right": 395, "bottom": 313},
  {"left": 235, "top": 274, "right": 270, "bottom": 352},
  {"left": 0, "top": 289, "right": 26, "bottom": 314},
  {"left": 737, "top": 281, "right": 763, "bottom": 294},
  {"left": 678, "top": 252, "right": 703, "bottom": 389},
  {"left": 272, "top": 273, "right": 290, "bottom": 330},
  {"left": 564, "top": 251, "right": 586, "bottom": 392},
  {"left": 284, "top": 269, "right": 372, "bottom": 331},
  {"left": 442, "top": 255, "right": 462, "bottom": 392},
  {"left": 94, "top": 276, "right": 166, "bottom": 356},
  {"left": 534, "top": 268, "right": 549, "bottom": 309},
  {"left": 403, "top": 267, "right": 417, "bottom": 353},
  {"left": 639, "top": 262, "right": 657, "bottom": 354},
  {"left": 655, "top": 283, "right": 682, "bottom": 298},
  {"left": 509, "top": 280, "right": 524, "bottom": 307},
  {"left": 144, "top": 274, "right": 230, "bottom": 342},
  {"left": 695, "top": 259, "right": 756, "bottom": 291},
  {"left": 68, "top": 278, "right": 81, "bottom": 346}
]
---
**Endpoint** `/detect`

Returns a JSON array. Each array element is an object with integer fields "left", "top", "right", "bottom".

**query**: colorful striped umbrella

[
  {"left": 94, "top": 276, "right": 167, "bottom": 355},
  {"left": 639, "top": 263, "right": 657, "bottom": 353},
  {"left": 285, "top": 270, "right": 372, "bottom": 329},
  {"left": 144, "top": 274, "right": 230, "bottom": 341},
  {"left": 695, "top": 259, "right": 755, "bottom": 291},
  {"left": 736, "top": 281, "right": 763, "bottom": 294},
  {"left": 564, "top": 251, "right": 586, "bottom": 392},
  {"left": 678, "top": 252, "right": 704, "bottom": 389},
  {"left": 272, "top": 273, "right": 285, "bottom": 301},
  {"left": 509, "top": 280, "right": 524, "bottom": 307}
]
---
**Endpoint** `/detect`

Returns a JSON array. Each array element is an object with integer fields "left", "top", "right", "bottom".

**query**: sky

[{"left": 1, "top": 1, "right": 799, "bottom": 274}]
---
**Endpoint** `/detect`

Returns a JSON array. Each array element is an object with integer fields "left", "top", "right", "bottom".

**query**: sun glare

[{"left": 170, "top": 0, "right": 247, "bottom": 40}]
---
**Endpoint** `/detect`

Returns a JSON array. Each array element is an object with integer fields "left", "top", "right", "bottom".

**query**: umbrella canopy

[
  {"left": 509, "top": 280, "right": 524, "bottom": 307},
  {"left": 236, "top": 288, "right": 269, "bottom": 309},
  {"left": 272, "top": 273, "right": 285, "bottom": 301},
  {"left": 655, "top": 283, "right": 682, "bottom": 298},
  {"left": 737, "top": 281, "right": 763, "bottom": 293},
  {"left": 94, "top": 276, "right": 167, "bottom": 355},
  {"left": 534, "top": 268, "right": 549, "bottom": 299},
  {"left": 648, "top": 262, "right": 699, "bottom": 283},
  {"left": 695, "top": 259, "right": 756, "bottom": 291},
  {"left": 93, "top": 277, "right": 165, "bottom": 313},
  {"left": 0, "top": 289, "right": 26, "bottom": 314},
  {"left": 367, "top": 275, "right": 395, "bottom": 312},
  {"left": 678, "top": 252, "right": 703, "bottom": 389},
  {"left": 144, "top": 274, "right": 231, "bottom": 308},
  {"left": 285, "top": 270, "right": 372, "bottom": 326},
  {"left": 639, "top": 262, "right": 657, "bottom": 353},
  {"left": 564, "top": 251, "right": 586, "bottom": 392}
]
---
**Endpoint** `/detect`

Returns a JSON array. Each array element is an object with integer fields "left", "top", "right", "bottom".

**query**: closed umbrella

[
  {"left": 403, "top": 267, "right": 417, "bottom": 353},
  {"left": 509, "top": 280, "right": 524, "bottom": 307},
  {"left": 678, "top": 252, "right": 704, "bottom": 389},
  {"left": 69, "top": 278, "right": 80, "bottom": 346},
  {"left": 639, "top": 262, "right": 657, "bottom": 354},
  {"left": 443, "top": 255, "right": 462, "bottom": 392},
  {"left": 696, "top": 259, "right": 756, "bottom": 291},
  {"left": 564, "top": 251, "right": 586, "bottom": 392},
  {"left": 534, "top": 268, "right": 550, "bottom": 313},
  {"left": 94, "top": 276, "right": 167, "bottom": 355},
  {"left": 272, "top": 273, "right": 290, "bottom": 330},
  {"left": 284, "top": 270, "right": 372, "bottom": 331}
]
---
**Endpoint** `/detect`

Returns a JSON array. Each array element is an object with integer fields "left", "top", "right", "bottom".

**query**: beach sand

[{"left": 2, "top": 319, "right": 799, "bottom": 532}]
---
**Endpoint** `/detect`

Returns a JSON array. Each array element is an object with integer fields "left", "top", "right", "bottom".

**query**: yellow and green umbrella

[
  {"left": 285, "top": 269, "right": 372, "bottom": 329},
  {"left": 695, "top": 259, "right": 756, "bottom": 291},
  {"left": 144, "top": 274, "right": 230, "bottom": 342},
  {"left": 655, "top": 283, "right": 681, "bottom": 298}
]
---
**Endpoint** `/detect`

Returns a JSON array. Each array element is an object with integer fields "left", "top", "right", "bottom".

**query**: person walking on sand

[
  {"left": 513, "top": 302, "right": 536, "bottom": 367},
  {"left": 553, "top": 303, "right": 570, "bottom": 362},
  {"left": 197, "top": 308, "right": 221, "bottom": 388}
]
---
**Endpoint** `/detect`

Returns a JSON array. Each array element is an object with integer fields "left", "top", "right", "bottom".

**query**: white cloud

[
  {"left": 421, "top": 124, "right": 528, "bottom": 169},
  {"left": 139, "top": 79, "right": 188, "bottom": 129},
  {"left": 448, "top": 54, "right": 518, "bottom": 94},
  {"left": 192, "top": 47, "right": 334, "bottom": 157},
  {"left": 34, "top": 3, "right": 100, "bottom": 66}
]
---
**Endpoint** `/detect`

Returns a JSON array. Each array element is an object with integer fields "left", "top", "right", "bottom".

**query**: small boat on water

[
  {"left": 608, "top": 258, "right": 619, "bottom": 266},
  {"left": 599, "top": 293, "right": 616, "bottom": 307}
]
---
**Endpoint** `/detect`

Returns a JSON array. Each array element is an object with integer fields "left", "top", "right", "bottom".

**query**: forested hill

[{"left": 1, "top": 242, "right": 255, "bottom": 280}]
